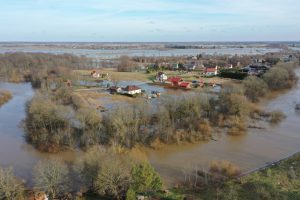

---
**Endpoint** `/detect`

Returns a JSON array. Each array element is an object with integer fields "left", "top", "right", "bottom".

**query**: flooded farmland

[
  {"left": 0, "top": 69, "right": 299, "bottom": 185},
  {"left": 0, "top": 43, "right": 283, "bottom": 59}
]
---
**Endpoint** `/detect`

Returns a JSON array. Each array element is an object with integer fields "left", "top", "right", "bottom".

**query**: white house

[
  {"left": 121, "top": 85, "right": 142, "bottom": 95},
  {"left": 91, "top": 70, "right": 100, "bottom": 78},
  {"left": 156, "top": 72, "right": 168, "bottom": 82}
]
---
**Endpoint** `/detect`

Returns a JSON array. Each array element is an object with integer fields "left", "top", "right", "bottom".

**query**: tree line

[{"left": 0, "top": 146, "right": 163, "bottom": 200}]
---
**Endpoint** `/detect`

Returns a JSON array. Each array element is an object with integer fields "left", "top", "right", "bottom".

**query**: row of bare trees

[{"left": 0, "top": 146, "right": 163, "bottom": 199}]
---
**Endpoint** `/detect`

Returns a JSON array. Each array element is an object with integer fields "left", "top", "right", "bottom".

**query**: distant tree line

[{"left": 0, "top": 52, "right": 92, "bottom": 83}]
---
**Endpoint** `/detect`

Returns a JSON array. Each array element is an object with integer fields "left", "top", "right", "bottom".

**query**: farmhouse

[
  {"left": 204, "top": 66, "right": 218, "bottom": 76},
  {"left": 121, "top": 85, "right": 142, "bottom": 95},
  {"left": 166, "top": 77, "right": 183, "bottom": 86}
]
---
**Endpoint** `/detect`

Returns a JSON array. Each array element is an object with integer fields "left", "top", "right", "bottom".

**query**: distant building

[
  {"left": 185, "top": 62, "right": 196, "bottom": 71},
  {"left": 172, "top": 63, "right": 179, "bottom": 70},
  {"left": 91, "top": 70, "right": 100, "bottom": 78}
]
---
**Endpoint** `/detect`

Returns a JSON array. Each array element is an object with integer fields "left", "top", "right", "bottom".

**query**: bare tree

[
  {"left": 33, "top": 159, "right": 70, "bottom": 199},
  {"left": 117, "top": 55, "right": 134, "bottom": 72}
]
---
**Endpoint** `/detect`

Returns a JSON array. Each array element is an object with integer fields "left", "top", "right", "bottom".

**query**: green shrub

[
  {"left": 219, "top": 69, "right": 248, "bottom": 80},
  {"left": 131, "top": 162, "right": 163, "bottom": 194},
  {"left": 125, "top": 187, "right": 136, "bottom": 200}
]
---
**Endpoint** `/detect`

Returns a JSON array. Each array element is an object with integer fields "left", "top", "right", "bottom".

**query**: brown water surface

[
  {"left": 146, "top": 69, "right": 300, "bottom": 184},
  {"left": 0, "top": 83, "right": 80, "bottom": 185},
  {"left": 0, "top": 70, "right": 299, "bottom": 185}
]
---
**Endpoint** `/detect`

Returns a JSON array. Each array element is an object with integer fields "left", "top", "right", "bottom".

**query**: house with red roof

[
  {"left": 166, "top": 77, "right": 183, "bottom": 86},
  {"left": 204, "top": 66, "right": 218, "bottom": 76}
]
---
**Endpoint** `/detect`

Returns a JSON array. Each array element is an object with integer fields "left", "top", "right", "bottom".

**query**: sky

[{"left": 0, "top": 0, "right": 299, "bottom": 42}]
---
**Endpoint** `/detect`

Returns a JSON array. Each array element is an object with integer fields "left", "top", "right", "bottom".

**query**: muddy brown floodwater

[
  {"left": 0, "top": 83, "right": 81, "bottom": 185},
  {"left": 146, "top": 69, "right": 300, "bottom": 185},
  {"left": 0, "top": 69, "right": 300, "bottom": 186}
]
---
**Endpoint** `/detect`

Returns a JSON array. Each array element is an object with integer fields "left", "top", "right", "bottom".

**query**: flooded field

[
  {"left": 0, "top": 44, "right": 283, "bottom": 59},
  {"left": 0, "top": 69, "right": 299, "bottom": 185}
]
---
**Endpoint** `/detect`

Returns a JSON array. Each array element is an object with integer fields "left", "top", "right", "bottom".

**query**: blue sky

[{"left": 0, "top": 0, "right": 299, "bottom": 42}]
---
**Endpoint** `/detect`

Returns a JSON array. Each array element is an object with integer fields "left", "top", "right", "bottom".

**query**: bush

[
  {"left": 125, "top": 187, "right": 136, "bottom": 200},
  {"left": 0, "top": 90, "right": 12, "bottom": 107},
  {"left": 210, "top": 160, "right": 241, "bottom": 178},
  {"left": 0, "top": 167, "right": 25, "bottom": 200},
  {"left": 269, "top": 110, "right": 286, "bottom": 124},
  {"left": 243, "top": 76, "right": 268, "bottom": 102},
  {"left": 131, "top": 162, "right": 163, "bottom": 194},
  {"left": 263, "top": 66, "right": 296, "bottom": 90},
  {"left": 227, "top": 116, "right": 247, "bottom": 136},
  {"left": 218, "top": 89, "right": 250, "bottom": 118}
]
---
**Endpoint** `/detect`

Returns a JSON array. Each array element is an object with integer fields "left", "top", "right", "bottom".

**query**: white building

[
  {"left": 121, "top": 85, "right": 142, "bottom": 95},
  {"left": 156, "top": 72, "right": 168, "bottom": 82}
]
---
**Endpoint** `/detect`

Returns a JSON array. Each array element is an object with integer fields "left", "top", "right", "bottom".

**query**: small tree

[
  {"left": 117, "top": 56, "right": 134, "bottom": 72},
  {"left": 0, "top": 167, "right": 25, "bottom": 200},
  {"left": 131, "top": 162, "right": 163, "bottom": 194},
  {"left": 33, "top": 159, "right": 69, "bottom": 199}
]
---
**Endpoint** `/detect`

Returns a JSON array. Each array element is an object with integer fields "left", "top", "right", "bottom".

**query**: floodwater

[
  {"left": 146, "top": 69, "right": 300, "bottom": 184},
  {"left": 0, "top": 70, "right": 299, "bottom": 185},
  {"left": 0, "top": 45, "right": 282, "bottom": 59},
  {"left": 0, "top": 83, "right": 80, "bottom": 185}
]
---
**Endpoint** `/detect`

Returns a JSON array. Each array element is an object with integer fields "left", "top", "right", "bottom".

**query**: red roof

[
  {"left": 205, "top": 67, "right": 217, "bottom": 73},
  {"left": 123, "top": 85, "right": 141, "bottom": 91},
  {"left": 167, "top": 77, "right": 183, "bottom": 83},
  {"left": 179, "top": 82, "right": 190, "bottom": 88}
]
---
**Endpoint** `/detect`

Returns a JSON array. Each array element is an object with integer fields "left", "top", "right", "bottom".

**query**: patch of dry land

[
  {"left": 74, "top": 68, "right": 153, "bottom": 82},
  {"left": 0, "top": 90, "right": 12, "bottom": 107}
]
